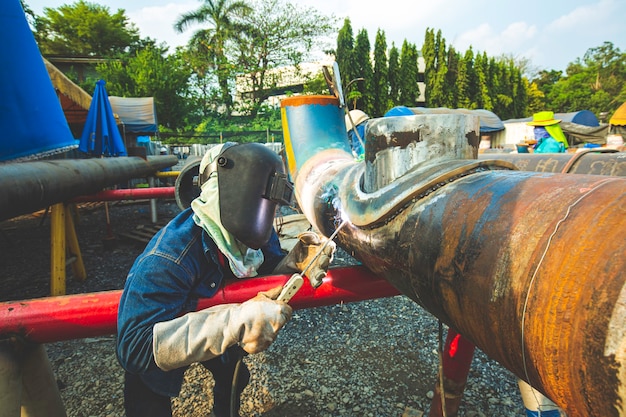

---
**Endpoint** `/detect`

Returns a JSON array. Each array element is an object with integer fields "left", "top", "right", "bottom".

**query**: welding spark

[{"left": 319, "top": 183, "right": 351, "bottom": 229}]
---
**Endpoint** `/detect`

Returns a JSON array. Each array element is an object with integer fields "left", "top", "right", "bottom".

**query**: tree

[
  {"left": 422, "top": 28, "right": 436, "bottom": 106},
  {"left": 371, "top": 29, "right": 389, "bottom": 117},
  {"left": 20, "top": 1, "right": 36, "bottom": 28},
  {"left": 175, "top": 0, "right": 253, "bottom": 112},
  {"left": 429, "top": 29, "right": 448, "bottom": 107},
  {"left": 97, "top": 46, "right": 193, "bottom": 130},
  {"left": 398, "top": 41, "right": 419, "bottom": 107},
  {"left": 353, "top": 29, "right": 373, "bottom": 113},
  {"left": 34, "top": 0, "right": 140, "bottom": 56},
  {"left": 445, "top": 46, "right": 459, "bottom": 107},
  {"left": 545, "top": 42, "right": 626, "bottom": 116},
  {"left": 336, "top": 18, "right": 357, "bottom": 95},
  {"left": 388, "top": 43, "right": 400, "bottom": 107},
  {"left": 234, "top": 0, "right": 336, "bottom": 112},
  {"left": 456, "top": 52, "right": 471, "bottom": 109},
  {"left": 473, "top": 52, "right": 492, "bottom": 110}
]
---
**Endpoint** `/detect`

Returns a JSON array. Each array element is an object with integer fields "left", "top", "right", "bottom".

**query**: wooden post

[
  {"left": 50, "top": 203, "right": 66, "bottom": 296},
  {"left": 64, "top": 204, "right": 86, "bottom": 281},
  {"left": 50, "top": 203, "right": 87, "bottom": 295}
]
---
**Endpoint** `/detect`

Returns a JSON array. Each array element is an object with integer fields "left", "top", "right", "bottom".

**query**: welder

[
  {"left": 116, "top": 142, "right": 335, "bottom": 417},
  {"left": 345, "top": 109, "right": 369, "bottom": 158}
]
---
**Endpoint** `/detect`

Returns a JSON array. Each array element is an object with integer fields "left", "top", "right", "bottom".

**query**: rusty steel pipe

[
  {"left": 0, "top": 155, "right": 177, "bottom": 221},
  {"left": 0, "top": 266, "right": 398, "bottom": 344},
  {"left": 281, "top": 96, "right": 626, "bottom": 417},
  {"left": 479, "top": 149, "right": 626, "bottom": 175}
]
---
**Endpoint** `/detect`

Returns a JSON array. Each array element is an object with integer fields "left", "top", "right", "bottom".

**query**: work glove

[
  {"left": 273, "top": 231, "right": 336, "bottom": 288},
  {"left": 152, "top": 286, "right": 292, "bottom": 372}
]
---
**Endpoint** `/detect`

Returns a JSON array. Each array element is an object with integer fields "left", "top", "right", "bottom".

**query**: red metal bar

[
  {"left": 0, "top": 266, "right": 398, "bottom": 344},
  {"left": 428, "top": 329, "right": 476, "bottom": 417},
  {"left": 71, "top": 187, "right": 175, "bottom": 202}
]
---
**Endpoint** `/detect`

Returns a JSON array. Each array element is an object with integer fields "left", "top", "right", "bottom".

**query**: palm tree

[{"left": 174, "top": 0, "right": 252, "bottom": 113}]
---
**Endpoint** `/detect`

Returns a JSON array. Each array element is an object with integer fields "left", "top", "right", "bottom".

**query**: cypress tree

[
  {"left": 422, "top": 28, "right": 436, "bottom": 106},
  {"left": 399, "top": 41, "right": 419, "bottom": 106},
  {"left": 353, "top": 28, "right": 373, "bottom": 113},
  {"left": 336, "top": 18, "right": 356, "bottom": 100},
  {"left": 372, "top": 29, "right": 389, "bottom": 116},
  {"left": 388, "top": 43, "right": 400, "bottom": 107}
]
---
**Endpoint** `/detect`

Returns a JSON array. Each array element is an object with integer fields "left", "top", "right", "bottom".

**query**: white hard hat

[
  {"left": 345, "top": 109, "right": 369, "bottom": 132},
  {"left": 160, "top": 147, "right": 167, "bottom": 153}
]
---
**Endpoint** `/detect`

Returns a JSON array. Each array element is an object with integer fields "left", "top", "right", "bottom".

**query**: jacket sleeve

[{"left": 116, "top": 254, "right": 197, "bottom": 374}]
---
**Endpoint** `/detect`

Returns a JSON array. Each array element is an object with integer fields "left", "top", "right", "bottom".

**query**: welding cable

[
  {"left": 231, "top": 354, "right": 246, "bottom": 417},
  {"left": 437, "top": 320, "right": 448, "bottom": 417}
]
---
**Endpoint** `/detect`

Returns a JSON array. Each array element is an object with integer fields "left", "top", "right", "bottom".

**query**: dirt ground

[{"left": 0, "top": 199, "right": 178, "bottom": 302}]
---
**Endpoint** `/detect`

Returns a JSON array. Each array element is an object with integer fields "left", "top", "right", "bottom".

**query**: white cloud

[
  {"left": 452, "top": 21, "right": 537, "bottom": 59},
  {"left": 127, "top": 2, "right": 197, "bottom": 49},
  {"left": 453, "top": 23, "right": 494, "bottom": 52},
  {"left": 550, "top": 0, "right": 610, "bottom": 30}
]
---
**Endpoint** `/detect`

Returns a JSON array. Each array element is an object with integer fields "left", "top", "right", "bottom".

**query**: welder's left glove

[
  {"left": 273, "top": 231, "right": 335, "bottom": 288},
  {"left": 152, "top": 286, "right": 291, "bottom": 372}
]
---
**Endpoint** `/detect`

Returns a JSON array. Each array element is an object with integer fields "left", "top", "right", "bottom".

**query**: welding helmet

[{"left": 199, "top": 142, "right": 293, "bottom": 249}]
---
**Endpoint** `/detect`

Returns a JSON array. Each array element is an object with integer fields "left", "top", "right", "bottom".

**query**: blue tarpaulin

[
  {"left": 109, "top": 96, "right": 158, "bottom": 134},
  {"left": 0, "top": 0, "right": 77, "bottom": 162},
  {"left": 555, "top": 110, "right": 599, "bottom": 127},
  {"left": 409, "top": 107, "right": 505, "bottom": 133},
  {"left": 79, "top": 80, "right": 127, "bottom": 157},
  {"left": 505, "top": 110, "right": 600, "bottom": 127}
]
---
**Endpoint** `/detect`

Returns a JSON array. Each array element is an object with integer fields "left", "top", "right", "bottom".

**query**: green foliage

[
  {"left": 20, "top": 1, "right": 36, "bottom": 27},
  {"left": 456, "top": 51, "right": 471, "bottom": 109},
  {"left": 420, "top": 27, "right": 536, "bottom": 118},
  {"left": 34, "top": 0, "right": 140, "bottom": 56},
  {"left": 35, "top": 0, "right": 625, "bottom": 136},
  {"left": 371, "top": 30, "right": 389, "bottom": 117},
  {"left": 388, "top": 44, "right": 400, "bottom": 107},
  {"left": 174, "top": 0, "right": 253, "bottom": 111},
  {"left": 353, "top": 29, "right": 373, "bottom": 113},
  {"left": 421, "top": 28, "right": 436, "bottom": 106},
  {"left": 398, "top": 41, "right": 419, "bottom": 107},
  {"left": 190, "top": 104, "right": 283, "bottom": 144},
  {"left": 540, "top": 42, "right": 626, "bottom": 118},
  {"left": 233, "top": 0, "right": 337, "bottom": 112},
  {"left": 303, "top": 72, "right": 331, "bottom": 95},
  {"left": 336, "top": 19, "right": 356, "bottom": 95},
  {"left": 430, "top": 30, "right": 449, "bottom": 107},
  {"left": 96, "top": 47, "right": 193, "bottom": 130}
]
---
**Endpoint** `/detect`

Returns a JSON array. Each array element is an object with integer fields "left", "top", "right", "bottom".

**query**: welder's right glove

[
  {"left": 152, "top": 286, "right": 292, "bottom": 372},
  {"left": 273, "top": 231, "right": 336, "bottom": 288}
]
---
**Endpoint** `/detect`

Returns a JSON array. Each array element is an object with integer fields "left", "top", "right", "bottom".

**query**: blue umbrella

[{"left": 79, "top": 80, "right": 127, "bottom": 157}]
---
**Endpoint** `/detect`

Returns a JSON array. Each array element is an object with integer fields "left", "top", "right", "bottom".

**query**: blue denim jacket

[{"left": 116, "top": 207, "right": 284, "bottom": 397}]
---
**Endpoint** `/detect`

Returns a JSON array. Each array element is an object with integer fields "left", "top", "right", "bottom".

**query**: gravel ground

[{"left": 1, "top": 199, "right": 526, "bottom": 417}]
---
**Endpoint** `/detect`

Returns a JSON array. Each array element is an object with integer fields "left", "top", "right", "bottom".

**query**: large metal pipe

[
  {"left": 0, "top": 266, "right": 398, "bottom": 344},
  {"left": 280, "top": 96, "right": 626, "bottom": 417},
  {"left": 0, "top": 155, "right": 177, "bottom": 221}
]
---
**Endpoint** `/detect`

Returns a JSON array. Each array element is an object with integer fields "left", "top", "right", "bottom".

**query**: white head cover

[
  {"left": 345, "top": 109, "right": 369, "bottom": 131},
  {"left": 191, "top": 144, "right": 264, "bottom": 278}
]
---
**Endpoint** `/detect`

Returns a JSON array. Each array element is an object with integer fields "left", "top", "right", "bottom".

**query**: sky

[{"left": 25, "top": 0, "right": 626, "bottom": 74}]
